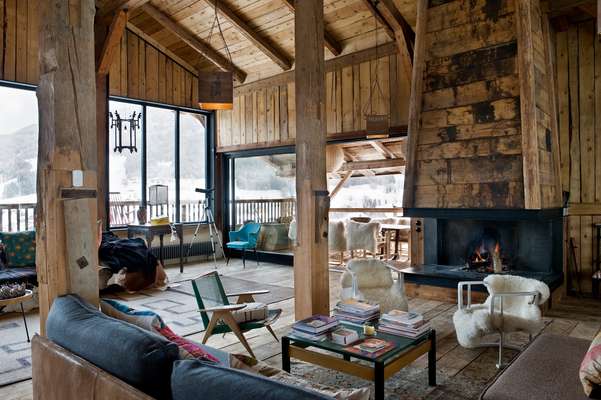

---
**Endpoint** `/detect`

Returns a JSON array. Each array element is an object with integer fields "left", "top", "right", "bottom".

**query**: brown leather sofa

[{"left": 32, "top": 335, "right": 153, "bottom": 400}]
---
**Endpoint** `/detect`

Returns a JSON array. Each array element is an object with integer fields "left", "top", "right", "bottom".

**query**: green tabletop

[{"left": 285, "top": 321, "right": 430, "bottom": 364}]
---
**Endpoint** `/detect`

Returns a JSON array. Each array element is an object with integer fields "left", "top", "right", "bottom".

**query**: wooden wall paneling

[
  {"left": 568, "top": 24, "right": 581, "bottom": 203},
  {"left": 109, "top": 39, "right": 122, "bottom": 94},
  {"left": 138, "top": 40, "right": 146, "bottom": 100},
  {"left": 157, "top": 52, "right": 166, "bottom": 101},
  {"left": 146, "top": 45, "right": 159, "bottom": 101},
  {"left": 279, "top": 84, "right": 289, "bottom": 141},
  {"left": 581, "top": 215, "right": 593, "bottom": 293},
  {"left": 252, "top": 91, "right": 259, "bottom": 143},
  {"left": 579, "top": 21, "right": 595, "bottom": 204},
  {"left": 165, "top": 58, "right": 173, "bottom": 105},
  {"left": 335, "top": 69, "right": 343, "bottom": 133},
  {"left": 352, "top": 63, "right": 362, "bottom": 131},
  {"left": 596, "top": 27, "right": 601, "bottom": 203},
  {"left": 26, "top": 0, "right": 38, "bottom": 84},
  {"left": 127, "top": 33, "right": 139, "bottom": 99},
  {"left": 120, "top": 30, "right": 128, "bottom": 96},
  {"left": 287, "top": 82, "right": 296, "bottom": 139},
  {"left": 232, "top": 95, "right": 240, "bottom": 145},
  {"left": 326, "top": 71, "right": 334, "bottom": 134},
  {"left": 388, "top": 54, "right": 400, "bottom": 126},
  {"left": 15, "top": 0, "right": 26, "bottom": 83},
  {"left": 258, "top": 88, "right": 267, "bottom": 142},
  {"left": 359, "top": 61, "right": 371, "bottom": 130},
  {"left": 341, "top": 66, "right": 354, "bottom": 132},
  {"left": 0, "top": 0, "right": 3, "bottom": 80},
  {"left": 239, "top": 92, "right": 246, "bottom": 144},
  {"left": 556, "top": 30, "right": 570, "bottom": 193},
  {"left": 191, "top": 71, "right": 198, "bottom": 106},
  {"left": 245, "top": 93, "right": 253, "bottom": 144},
  {"left": 266, "top": 86, "right": 274, "bottom": 142},
  {"left": 273, "top": 85, "right": 281, "bottom": 142},
  {"left": 569, "top": 216, "right": 582, "bottom": 292},
  {"left": 4, "top": 0, "right": 16, "bottom": 81}
]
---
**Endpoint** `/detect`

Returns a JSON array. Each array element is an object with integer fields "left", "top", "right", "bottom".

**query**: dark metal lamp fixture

[{"left": 109, "top": 110, "right": 141, "bottom": 153}]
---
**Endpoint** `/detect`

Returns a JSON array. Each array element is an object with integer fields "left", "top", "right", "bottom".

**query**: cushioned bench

[
  {"left": 0, "top": 231, "right": 37, "bottom": 286},
  {"left": 480, "top": 334, "right": 590, "bottom": 400}
]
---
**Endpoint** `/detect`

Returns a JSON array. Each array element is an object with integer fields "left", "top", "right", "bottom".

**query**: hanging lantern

[
  {"left": 198, "top": 0, "right": 234, "bottom": 110},
  {"left": 198, "top": 71, "right": 233, "bottom": 110},
  {"left": 109, "top": 110, "right": 141, "bottom": 153}
]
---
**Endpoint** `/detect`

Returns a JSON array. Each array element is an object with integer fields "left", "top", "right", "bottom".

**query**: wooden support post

[
  {"left": 36, "top": 0, "right": 99, "bottom": 334},
  {"left": 294, "top": 0, "right": 329, "bottom": 319},
  {"left": 515, "top": 0, "right": 541, "bottom": 209}
]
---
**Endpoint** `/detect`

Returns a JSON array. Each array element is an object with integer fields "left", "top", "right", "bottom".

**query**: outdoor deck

[{"left": 1, "top": 259, "right": 600, "bottom": 400}]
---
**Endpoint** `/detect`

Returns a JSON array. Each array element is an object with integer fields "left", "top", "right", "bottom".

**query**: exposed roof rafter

[
  {"left": 141, "top": 3, "right": 247, "bottom": 82},
  {"left": 360, "top": 0, "right": 396, "bottom": 40},
  {"left": 201, "top": 0, "right": 293, "bottom": 71},
  {"left": 97, "top": 10, "right": 128, "bottom": 76},
  {"left": 96, "top": 0, "right": 149, "bottom": 17}
]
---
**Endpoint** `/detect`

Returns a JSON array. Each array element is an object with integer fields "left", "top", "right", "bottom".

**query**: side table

[
  {"left": 0, "top": 289, "right": 33, "bottom": 342},
  {"left": 128, "top": 223, "right": 184, "bottom": 272}
]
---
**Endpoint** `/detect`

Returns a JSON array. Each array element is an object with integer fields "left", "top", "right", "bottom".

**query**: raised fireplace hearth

[{"left": 402, "top": 208, "right": 564, "bottom": 293}]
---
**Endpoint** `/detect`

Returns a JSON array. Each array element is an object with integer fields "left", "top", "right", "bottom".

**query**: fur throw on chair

[
  {"left": 346, "top": 221, "right": 380, "bottom": 254},
  {"left": 328, "top": 220, "right": 346, "bottom": 252},
  {"left": 453, "top": 275, "right": 550, "bottom": 348},
  {"left": 340, "top": 258, "right": 408, "bottom": 313}
]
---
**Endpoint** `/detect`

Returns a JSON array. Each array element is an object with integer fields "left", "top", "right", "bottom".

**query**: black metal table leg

[
  {"left": 428, "top": 329, "right": 436, "bottom": 386},
  {"left": 20, "top": 303, "right": 30, "bottom": 343},
  {"left": 282, "top": 337, "right": 291, "bottom": 372},
  {"left": 179, "top": 227, "right": 184, "bottom": 273},
  {"left": 343, "top": 354, "right": 350, "bottom": 361},
  {"left": 374, "top": 361, "right": 385, "bottom": 400}
]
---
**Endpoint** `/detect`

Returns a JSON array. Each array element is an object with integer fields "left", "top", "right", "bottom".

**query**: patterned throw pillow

[
  {"left": 580, "top": 331, "right": 601, "bottom": 398},
  {"left": 0, "top": 231, "right": 36, "bottom": 268},
  {"left": 100, "top": 299, "right": 219, "bottom": 364}
]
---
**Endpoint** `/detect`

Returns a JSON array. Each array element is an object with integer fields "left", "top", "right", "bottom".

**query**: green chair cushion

[{"left": 0, "top": 231, "right": 36, "bottom": 268}]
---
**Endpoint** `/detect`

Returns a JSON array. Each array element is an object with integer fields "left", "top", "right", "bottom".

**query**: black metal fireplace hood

[{"left": 403, "top": 207, "right": 565, "bottom": 221}]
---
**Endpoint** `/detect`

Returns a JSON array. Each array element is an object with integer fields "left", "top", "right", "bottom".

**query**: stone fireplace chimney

[{"left": 403, "top": 0, "right": 562, "bottom": 211}]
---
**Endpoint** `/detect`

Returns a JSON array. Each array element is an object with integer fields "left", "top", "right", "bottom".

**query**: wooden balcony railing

[
  {"left": 233, "top": 198, "right": 295, "bottom": 226},
  {"left": 0, "top": 203, "right": 36, "bottom": 232}
]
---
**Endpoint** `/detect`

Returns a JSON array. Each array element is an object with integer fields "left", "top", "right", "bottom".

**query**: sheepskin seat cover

[
  {"left": 340, "top": 258, "right": 408, "bottom": 313},
  {"left": 328, "top": 221, "right": 347, "bottom": 252},
  {"left": 453, "top": 275, "right": 550, "bottom": 348},
  {"left": 346, "top": 221, "right": 380, "bottom": 253}
]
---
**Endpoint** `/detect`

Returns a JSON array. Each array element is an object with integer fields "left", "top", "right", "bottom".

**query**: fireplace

[{"left": 403, "top": 208, "right": 564, "bottom": 292}]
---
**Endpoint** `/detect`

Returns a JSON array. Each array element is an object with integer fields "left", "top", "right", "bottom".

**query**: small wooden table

[
  {"left": 380, "top": 224, "right": 410, "bottom": 260},
  {"left": 127, "top": 223, "right": 184, "bottom": 272},
  {"left": 282, "top": 324, "right": 436, "bottom": 400},
  {"left": 0, "top": 290, "right": 33, "bottom": 342}
]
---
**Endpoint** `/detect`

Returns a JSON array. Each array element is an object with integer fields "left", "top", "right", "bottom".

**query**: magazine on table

[
  {"left": 344, "top": 338, "right": 395, "bottom": 358},
  {"left": 293, "top": 315, "right": 339, "bottom": 334}
]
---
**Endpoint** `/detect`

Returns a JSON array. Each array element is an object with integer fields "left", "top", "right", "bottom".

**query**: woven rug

[
  {"left": 169, "top": 275, "right": 295, "bottom": 305},
  {"left": 0, "top": 315, "right": 33, "bottom": 387}
]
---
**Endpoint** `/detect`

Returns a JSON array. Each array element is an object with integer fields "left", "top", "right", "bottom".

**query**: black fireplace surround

[{"left": 402, "top": 208, "right": 564, "bottom": 291}]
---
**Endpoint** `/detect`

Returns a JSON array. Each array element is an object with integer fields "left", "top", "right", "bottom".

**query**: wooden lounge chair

[{"left": 191, "top": 271, "right": 281, "bottom": 358}]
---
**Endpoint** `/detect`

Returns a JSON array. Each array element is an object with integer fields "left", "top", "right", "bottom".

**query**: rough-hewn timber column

[
  {"left": 293, "top": 0, "right": 330, "bottom": 319},
  {"left": 36, "top": 0, "right": 99, "bottom": 334}
]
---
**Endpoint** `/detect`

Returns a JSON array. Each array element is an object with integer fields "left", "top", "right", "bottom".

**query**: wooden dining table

[{"left": 380, "top": 223, "right": 411, "bottom": 260}]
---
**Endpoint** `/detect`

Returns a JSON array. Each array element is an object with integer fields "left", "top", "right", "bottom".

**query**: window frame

[{"left": 108, "top": 96, "right": 213, "bottom": 228}]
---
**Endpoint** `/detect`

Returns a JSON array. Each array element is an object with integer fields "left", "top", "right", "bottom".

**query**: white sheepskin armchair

[
  {"left": 328, "top": 220, "right": 347, "bottom": 252},
  {"left": 346, "top": 221, "right": 381, "bottom": 254},
  {"left": 340, "top": 258, "right": 408, "bottom": 313},
  {"left": 453, "top": 275, "right": 550, "bottom": 368}
]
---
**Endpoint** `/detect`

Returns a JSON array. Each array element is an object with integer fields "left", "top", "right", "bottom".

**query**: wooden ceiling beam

[
  {"left": 370, "top": 141, "right": 397, "bottom": 159},
  {"left": 360, "top": 0, "right": 396, "bottom": 40},
  {"left": 96, "top": 0, "right": 149, "bottom": 17},
  {"left": 550, "top": 0, "right": 595, "bottom": 12},
  {"left": 376, "top": 0, "right": 415, "bottom": 63},
  {"left": 280, "top": 0, "right": 342, "bottom": 56},
  {"left": 330, "top": 171, "right": 352, "bottom": 199},
  {"left": 141, "top": 3, "right": 247, "bottom": 82},
  {"left": 202, "top": 0, "right": 292, "bottom": 71},
  {"left": 97, "top": 10, "right": 128, "bottom": 76},
  {"left": 339, "top": 158, "right": 406, "bottom": 172}
]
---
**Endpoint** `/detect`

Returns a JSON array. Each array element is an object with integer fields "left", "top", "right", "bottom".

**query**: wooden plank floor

[{"left": 1, "top": 258, "right": 600, "bottom": 399}]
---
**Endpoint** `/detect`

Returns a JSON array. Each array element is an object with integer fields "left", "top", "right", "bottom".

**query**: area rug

[
  {"left": 0, "top": 317, "right": 32, "bottom": 387},
  {"left": 169, "top": 275, "right": 295, "bottom": 305}
]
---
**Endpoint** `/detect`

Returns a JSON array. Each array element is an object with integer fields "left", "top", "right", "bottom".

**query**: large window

[
  {"left": 108, "top": 99, "right": 209, "bottom": 227},
  {"left": 0, "top": 84, "right": 38, "bottom": 232}
]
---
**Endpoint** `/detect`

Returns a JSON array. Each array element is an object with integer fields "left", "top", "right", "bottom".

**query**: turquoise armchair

[{"left": 226, "top": 222, "right": 261, "bottom": 268}]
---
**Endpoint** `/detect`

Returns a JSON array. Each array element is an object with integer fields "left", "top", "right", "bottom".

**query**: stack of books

[
  {"left": 330, "top": 327, "right": 360, "bottom": 345},
  {"left": 333, "top": 299, "right": 380, "bottom": 324},
  {"left": 291, "top": 315, "right": 339, "bottom": 341},
  {"left": 345, "top": 338, "right": 395, "bottom": 358},
  {"left": 378, "top": 310, "right": 431, "bottom": 339}
]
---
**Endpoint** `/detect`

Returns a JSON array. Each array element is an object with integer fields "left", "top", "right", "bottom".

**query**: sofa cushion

[
  {"left": 0, "top": 231, "right": 35, "bottom": 267},
  {"left": 171, "top": 359, "right": 333, "bottom": 400},
  {"left": 0, "top": 266, "right": 37, "bottom": 285},
  {"left": 100, "top": 298, "right": 225, "bottom": 365},
  {"left": 47, "top": 294, "right": 179, "bottom": 400},
  {"left": 580, "top": 330, "right": 601, "bottom": 398},
  {"left": 480, "top": 333, "right": 591, "bottom": 400}
]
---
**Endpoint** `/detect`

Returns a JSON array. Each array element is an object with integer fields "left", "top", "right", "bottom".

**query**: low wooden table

[
  {"left": 127, "top": 223, "right": 184, "bottom": 272},
  {"left": 0, "top": 289, "right": 33, "bottom": 342},
  {"left": 380, "top": 224, "right": 410, "bottom": 260},
  {"left": 282, "top": 323, "right": 436, "bottom": 400}
]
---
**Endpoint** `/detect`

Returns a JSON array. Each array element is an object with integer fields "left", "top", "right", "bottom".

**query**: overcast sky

[{"left": 0, "top": 86, "right": 38, "bottom": 135}]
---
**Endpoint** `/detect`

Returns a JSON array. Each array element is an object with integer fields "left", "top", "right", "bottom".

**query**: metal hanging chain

[
  {"left": 207, "top": 0, "right": 233, "bottom": 67},
  {"left": 362, "top": 0, "right": 386, "bottom": 117}
]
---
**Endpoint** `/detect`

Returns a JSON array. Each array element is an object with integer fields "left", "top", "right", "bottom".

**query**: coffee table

[
  {"left": 0, "top": 289, "right": 33, "bottom": 342},
  {"left": 282, "top": 323, "right": 436, "bottom": 400}
]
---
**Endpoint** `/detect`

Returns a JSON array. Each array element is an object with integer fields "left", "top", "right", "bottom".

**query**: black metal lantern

[{"left": 109, "top": 110, "right": 141, "bottom": 153}]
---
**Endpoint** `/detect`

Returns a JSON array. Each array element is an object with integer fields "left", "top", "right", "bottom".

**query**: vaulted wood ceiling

[{"left": 96, "top": 0, "right": 417, "bottom": 85}]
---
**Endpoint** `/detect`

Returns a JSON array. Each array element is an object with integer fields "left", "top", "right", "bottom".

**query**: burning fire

[{"left": 468, "top": 239, "right": 503, "bottom": 272}]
